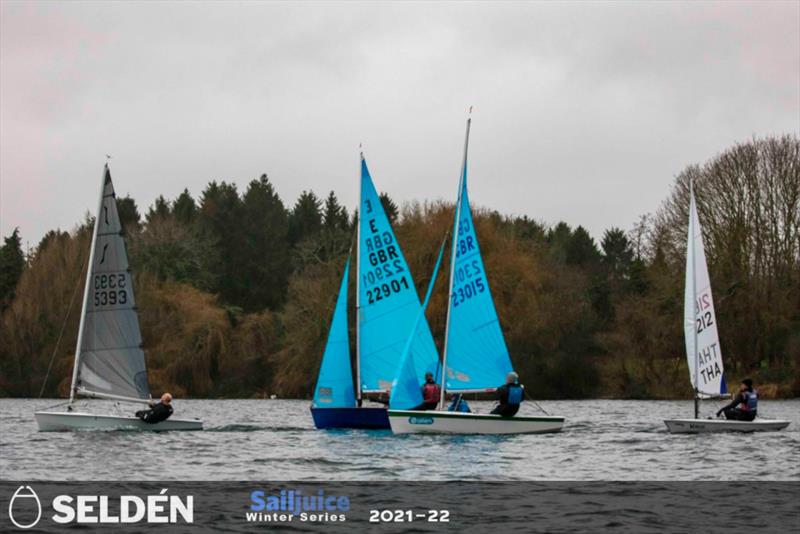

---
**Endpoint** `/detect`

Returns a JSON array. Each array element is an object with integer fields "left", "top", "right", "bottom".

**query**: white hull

[
  {"left": 388, "top": 410, "right": 564, "bottom": 435},
  {"left": 664, "top": 418, "right": 790, "bottom": 434},
  {"left": 34, "top": 411, "right": 203, "bottom": 432}
]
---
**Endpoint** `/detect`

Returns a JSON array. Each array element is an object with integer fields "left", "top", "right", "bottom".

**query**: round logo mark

[{"left": 8, "top": 486, "right": 42, "bottom": 529}]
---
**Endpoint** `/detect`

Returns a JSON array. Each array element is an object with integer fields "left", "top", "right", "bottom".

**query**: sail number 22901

[{"left": 93, "top": 273, "right": 128, "bottom": 307}]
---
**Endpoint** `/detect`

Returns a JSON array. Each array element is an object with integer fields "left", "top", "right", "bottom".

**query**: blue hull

[{"left": 310, "top": 406, "right": 390, "bottom": 429}]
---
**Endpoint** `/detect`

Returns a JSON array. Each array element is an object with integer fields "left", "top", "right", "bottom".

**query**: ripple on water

[{"left": 1, "top": 399, "right": 798, "bottom": 481}]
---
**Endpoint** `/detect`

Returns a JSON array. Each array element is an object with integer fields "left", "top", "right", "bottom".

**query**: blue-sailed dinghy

[
  {"left": 310, "top": 153, "right": 441, "bottom": 429},
  {"left": 663, "top": 181, "right": 789, "bottom": 434},
  {"left": 387, "top": 117, "right": 565, "bottom": 435}
]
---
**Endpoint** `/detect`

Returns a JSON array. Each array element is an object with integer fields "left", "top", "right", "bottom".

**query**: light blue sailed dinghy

[
  {"left": 310, "top": 153, "right": 441, "bottom": 429},
  {"left": 388, "top": 117, "right": 564, "bottom": 435}
]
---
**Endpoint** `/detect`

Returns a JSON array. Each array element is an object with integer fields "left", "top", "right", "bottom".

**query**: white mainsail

[
  {"left": 69, "top": 165, "right": 150, "bottom": 403},
  {"left": 684, "top": 183, "right": 726, "bottom": 397}
]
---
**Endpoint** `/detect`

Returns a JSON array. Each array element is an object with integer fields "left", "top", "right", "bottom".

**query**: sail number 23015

[{"left": 93, "top": 273, "right": 128, "bottom": 307}]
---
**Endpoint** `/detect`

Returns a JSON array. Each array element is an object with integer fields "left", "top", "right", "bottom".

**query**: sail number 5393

[
  {"left": 369, "top": 509, "right": 450, "bottom": 523},
  {"left": 93, "top": 273, "right": 128, "bottom": 307}
]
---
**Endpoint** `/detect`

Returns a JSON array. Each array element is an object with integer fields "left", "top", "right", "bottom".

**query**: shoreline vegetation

[{"left": 1, "top": 135, "right": 798, "bottom": 400}]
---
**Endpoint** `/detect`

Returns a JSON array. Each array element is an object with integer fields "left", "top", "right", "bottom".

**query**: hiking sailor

[{"left": 491, "top": 372, "right": 525, "bottom": 417}]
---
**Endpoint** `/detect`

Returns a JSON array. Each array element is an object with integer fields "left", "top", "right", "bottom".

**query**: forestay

[
  {"left": 74, "top": 166, "right": 150, "bottom": 400},
  {"left": 357, "top": 156, "right": 440, "bottom": 392},
  {"left": 312, "top": 258, "right": 356, "bottom": 407},
  {"left": 389, "top": 238, "right": 447, "bottom": 410},
  {"left": 684, "top": 185, "right": 726, "bottom": 396},
  {"left": 442, "top": 120, "right": 513, "bottom": 392}
]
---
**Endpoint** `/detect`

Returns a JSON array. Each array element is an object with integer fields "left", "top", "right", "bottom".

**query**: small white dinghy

[
  {"left": 35, "top": 411, "right": 202, "bottom": 432},
  {"left": 34, "top": 164, "right": 202, "bottom": 432},
  {"left": 663, "top": 418, "right": 789, "bottom": 434},
  {"left": 389, "top": 410, "right": 564, "bottom": 435},
  {"left": 387, "top": 116, "right": 564, "bottom": 435},
  {"left": 663, "top": 181, "right": 788, "bottom": 434}
]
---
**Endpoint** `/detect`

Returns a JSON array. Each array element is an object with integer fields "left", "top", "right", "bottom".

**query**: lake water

[{"left": 1, "top": 399, "right": 798, "bottom": 481}]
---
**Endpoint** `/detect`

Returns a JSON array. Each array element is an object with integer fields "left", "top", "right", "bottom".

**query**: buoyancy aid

[
  {"left": 422, "top": 382, "right": 440, "bottom": 404},
  {"left": 507, "top": 384, "right": 523, "bottom": 405},
  {"left": 740, "top": 389, "right": 758, "bottom": 412}
]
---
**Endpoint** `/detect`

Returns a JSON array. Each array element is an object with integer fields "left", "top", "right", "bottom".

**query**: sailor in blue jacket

[
  {"left": 491, "top": 372, "right": 525, "bottom": 417},
  {"left": 716, "top": 378, "right": 758, "bottom": 421}
]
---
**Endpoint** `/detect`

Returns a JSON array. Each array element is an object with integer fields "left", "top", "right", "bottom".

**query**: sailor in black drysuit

[
  {"left": 491, "top": 372, "right": 525, "bottom": 417},
  {"left": 136, "top": 392, "right": 174, "bottom": 424},
  {"left": 716, "top": 379, "right": 757, "bottom": 421}
]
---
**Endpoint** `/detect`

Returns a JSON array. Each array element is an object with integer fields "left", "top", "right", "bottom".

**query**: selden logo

[
  {"left": 248, "top": 488, "right": 348, "bottom": 523},
  {"left": 7, "top": 487, "right": 193, "bottom": 528},
  {"left": 8, "top": 486, "right": 42, "bottom": 529}
]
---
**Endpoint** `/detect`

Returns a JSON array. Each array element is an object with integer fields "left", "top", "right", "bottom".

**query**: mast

[
  {"left": 691, "top": 179, "right": 699, "bottom": 419},
  {"left": 439, "top": 115, "right": 471, "bottom": 409},
  {"left": 69, "top": 163, "right": 107, "bottom": 405},
  {"left": 355, "top": 149, "right": 363, "bottom": 407}
]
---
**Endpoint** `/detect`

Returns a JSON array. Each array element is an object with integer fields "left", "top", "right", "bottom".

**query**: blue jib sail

[
  {"left": 358, "top": 155, "right": 440, "bottom": 392},
  {"left": 389, "top": 237, "right": 447, "bottom": 410},
  {"left": 312, "top": 257, "right": 356, "bottom": 408},
  {"left": 443, "top": 137, "right": 513, "bottom": 392}
]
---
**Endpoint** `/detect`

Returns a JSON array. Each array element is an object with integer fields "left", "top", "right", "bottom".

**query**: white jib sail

[{"left": 684, "top": 186, "right": 725, "bottom": 397}]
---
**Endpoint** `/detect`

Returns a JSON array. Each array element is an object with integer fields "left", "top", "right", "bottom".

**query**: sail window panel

[
  {"left": 78, "top": 348, "right": 149, "bottom": 399},
  {"left": 80, "top": 308, "right": 143, "bottom": 352}
]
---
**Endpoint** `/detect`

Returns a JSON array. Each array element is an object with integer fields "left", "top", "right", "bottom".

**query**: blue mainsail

[
  {"left": 389, "top": 237, "right": 447, "bottom": 410},
  {"left": 312, "top": 258, "right": 356, "bottom": 408},
  {"left": 443, "top": 120, "right": 513, "bottom": 392},
  {"left": 358, "top": 155, "right": 440, "bottom": 392}
]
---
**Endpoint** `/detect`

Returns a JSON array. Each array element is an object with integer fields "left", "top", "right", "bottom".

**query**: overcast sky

[{"left": 2, "top": 1, "right": 798, "bottom": 249}]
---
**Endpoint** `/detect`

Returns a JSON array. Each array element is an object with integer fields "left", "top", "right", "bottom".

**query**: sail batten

[
  {"left": 684, "top": 186, "right": 726, "bottom": 396},
  {"left": 72, "top": 165, "right": 150, "bottom": 401}
]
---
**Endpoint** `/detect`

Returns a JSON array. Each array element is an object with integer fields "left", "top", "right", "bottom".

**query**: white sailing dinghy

[
  {"left": 663, "top": 182, "right": 788, "bottom": 434},
  {"left": 387, "top": 117, "right": 565, "bottom": 435},
  {"left": 34, "top": 164, "right": 202, "bottom": 432}
]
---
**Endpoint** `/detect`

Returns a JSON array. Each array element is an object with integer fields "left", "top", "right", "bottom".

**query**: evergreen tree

[
  {"left": 146, "top": 195, "right": 171, "bottom": 224},
  {"left": 289, "top": 191, "right": 322, "bottom": 245},
  {"left": 566, "top": 226, "right": 600, "bottom": 267},
  {"left": 197, "top": 181, "right": 244, "bottom": 304},
  {"left": 322, "top": 191, "right": 349, "bottom": 230},
  {"left": 116, "top": 195, "right": 141, "bottom": 233},
  {"left": 379, "top": 192, "right": 399, "bottom": 224},
  {"left": 601, "top": 228, "right": 634, "bottom": 287},
  {"left": 240, "top": 174, "right": 291, "bottom": 311},
  {"left": 173, "top": 189, "right": 197, "bottom": 225},
  {"left": 546, "top": 221, "right": 573, "bottom": 263},
  {"left": 0, "top": 228, "right": 25, "bottom": 305}
]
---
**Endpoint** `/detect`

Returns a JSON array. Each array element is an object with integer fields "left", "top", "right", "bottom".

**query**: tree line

[{"left": 1, "top": 135, "right": 797, "bottom": 399}]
